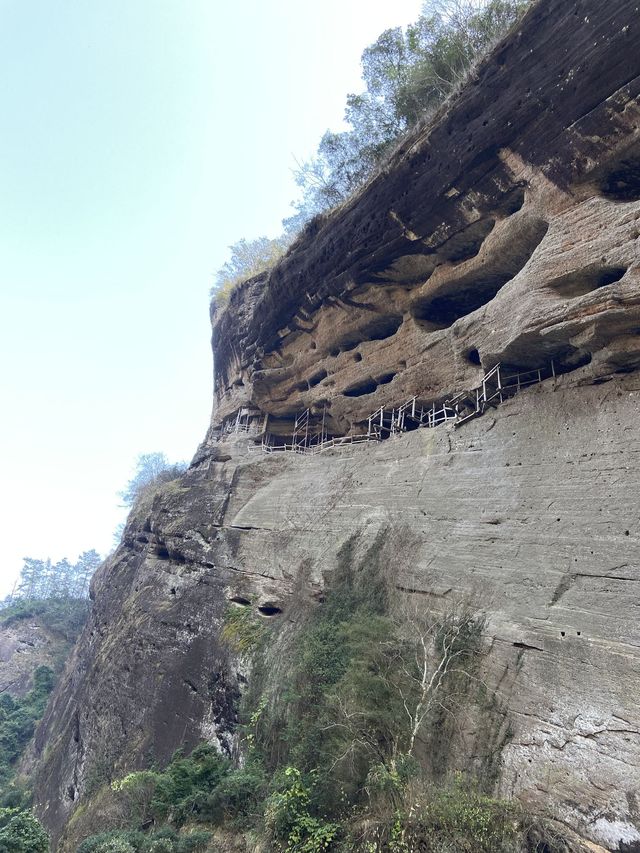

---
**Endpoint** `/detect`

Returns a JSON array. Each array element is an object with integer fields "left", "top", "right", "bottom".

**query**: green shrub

[
  {"left": 0, "top": 665, "right": 56, "bottom": 792},
  {"left": 265, "top": 768, "right": 339, "bottom": 852},
  {"left": 0, "top": 807, "right": 49, "bottom": 853},
  {"left": 221, "top": 606, "right": 266, "bottom": 654},
  {"left": 355, "top": 781, "right": 520, "bottom": 852},
  {"left": 77, "top": 831, "right": 144, "bottom": 853},
  {"left": 214, "top": 762, "right": 267, "bottom": 823},
  {"left": 77, "top": 827, "right": 211, "bottom": 853}
]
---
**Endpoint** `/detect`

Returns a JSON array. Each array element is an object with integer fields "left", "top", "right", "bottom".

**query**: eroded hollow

[
  {"left": 333, "top": 315, "right": 403, "bottom": 354},
  {"left": 548, "top": 265, "right": 627, "bottom": 298},
  {"left": 501, "top": 345, "right": 592, "bottom": 377},
  {"left": 377, "top": 372, "right": 396, "bottom": 386},
  {"left": 438, "top": 217, "right": 495, "bottom": 264},
  {"left": 229, "top": 596, "right": 251, "bottom": 607},
  {"left": 412, "top": 217, "right": 549, "bottom": 330},
  {"left": 258, "top": 604, "right": 282, "bottom": 617},
  {"left": 495, "top": 184, "right": 526, "bottom": 216},
  {"left": 343, "top": 378, "right": 379, "bottom": 397},
  {"left": 343, "top": 371, "right": 397, "bottom": 398},
  {"left": 600, "top": 156, "right": 640, "bottom": 202},
  {"left": 308, "top": 369, "right": 328, "bottom": 388}
]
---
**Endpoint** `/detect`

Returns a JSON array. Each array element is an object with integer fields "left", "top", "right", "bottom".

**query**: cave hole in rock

[
  {"left": 495, "top": 184, "right": 526, "bottom": 216},
  {"left": 229, "top": 596, "right": 251, "bottom": 607},
  {"left": 332, "top": 315, "right": 403, "bottom": 355},
  {"left": 258, "top": 604, "right": 282, "bottom": 617},
  {"left": 412, "top": 218, "right": 549, "bottom": 329},
  {"left": 261, "top": 351, "right": 295, "bottom": 369},
  {"left": 343, "top": 377, "right": 379, "bottom": 397},
  {"left": 413, "top": 277, "right": 511, "bottom": 329},
  {"left": 501, "top": 347, "right": 592, "bottom": 379},
  {"left": 378, "top": 372, "right": 396, "bottom": 385},
  {"left": 154, "top": 545, "right": 170, "bottom": 560},
  {"left": 548, "top": 265, "right": 627, "bottom": 298},
  {"left": 466, "top": 348, "right": 482, "bottom": 366},
  {"left": 381, "top": 252, "right": 439, "bottom": 285},
  {"left": 311, "top": 398, "right": 331, "bottom": 414},
  {"left": 262, "top": 409, "right": 339, "bottom": 449},
  {"left": 353, "top": 352, "right": 363, "bottom": 362},
  {"left": 343, "top": 371, "right": 396, "bottom": 397},
  {"left": 308, "top": 369, "right": 328, "bottom": 388},
  {"left": 600, "top": 155, "right": 640, "bottom": 201},
  {"left": 439, "top": 217, "right": 495, "bottom": 264}
]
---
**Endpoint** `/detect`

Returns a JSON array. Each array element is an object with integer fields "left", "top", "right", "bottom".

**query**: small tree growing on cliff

[
  {"left": 119, "top": 453, "right": 187, "bottom": 509},
  {"left": 323, "top": 604, "right": 485, "bottom": 807},
  {"left": 210, "top": 235, "right": 290, "bottom": 305}
]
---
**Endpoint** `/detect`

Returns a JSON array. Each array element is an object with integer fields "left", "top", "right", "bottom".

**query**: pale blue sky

[{"left": 0, "top": 0, "right": 422, "bottom": 596}]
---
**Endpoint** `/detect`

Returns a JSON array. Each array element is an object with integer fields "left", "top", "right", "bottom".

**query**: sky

[{"left": 0, "top": 0, "right": 423, "bottom": 597}]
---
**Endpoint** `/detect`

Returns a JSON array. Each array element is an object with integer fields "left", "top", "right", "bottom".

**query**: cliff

[
  {"left": 0, "top": 608, "right": 73, "bottom": 699},
  {"left": 30, "top": 1, "right": 640, "bottom": 851},
  {"left": 208, "top": 0, "right": 640, "bottom": 442}
]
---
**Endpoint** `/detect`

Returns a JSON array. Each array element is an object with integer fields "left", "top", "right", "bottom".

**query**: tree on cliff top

[
  {"left": 210, "top": 235, "right": 290, "bottom": 305},
  {"left": 118, "top": 452, "right": 187, "bottom": 509},
  {"left": 290, "top": 0, "right": 530, "bottom": 219},
  {"left": 214, "top": 0, "right": 529, "bottom": 302}
]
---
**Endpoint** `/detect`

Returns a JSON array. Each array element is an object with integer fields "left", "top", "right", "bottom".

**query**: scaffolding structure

[{"left": 240, "top": 360, "right": 557, "bottom": 455}]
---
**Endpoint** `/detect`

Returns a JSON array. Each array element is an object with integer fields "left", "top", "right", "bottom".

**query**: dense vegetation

[
  {"left": 0, "top": 551, "right": 101, "bottom": 847},
  {"left": 0, "top": 666, "right": 55, "bottom": 804},
  {"left": 75, "top": 533, "right": 553, "bottom": 852},
  {"left": 211, "top": 0, "right": 529, "bottom": 303},
  {"left": 0, "top": 639, "right": 62, "bottom": 850},
  {"left": 0, "top": 595, "right": 89, "bottom": 847},
  {"left": 0, "top": 807, "right": 49, "bottom": 853}
]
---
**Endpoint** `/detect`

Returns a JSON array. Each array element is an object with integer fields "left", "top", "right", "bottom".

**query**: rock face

[
  {"left": 0, "top": 614, "right": 67, "bottom": 698},
  {"left": 31, "top": 1, "right": 640, "bottom": 851},
  {"left": 210, "top": 0, "right": 640, "bottom": 443}
]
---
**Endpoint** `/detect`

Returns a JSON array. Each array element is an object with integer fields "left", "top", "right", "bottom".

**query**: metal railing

[{"left": 223, "top": 360, "right": 558, "bottom": 456}]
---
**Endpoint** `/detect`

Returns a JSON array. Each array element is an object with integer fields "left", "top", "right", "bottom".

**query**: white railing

[
  {"left": 226, "top": 360, "right": 558, "bottom": 456},
  {"left": 258, "top": 433, "right": 373, "bottom": 456}
]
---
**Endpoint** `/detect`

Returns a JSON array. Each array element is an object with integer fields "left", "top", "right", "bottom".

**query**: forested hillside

[{"left": 0, "top": 554, "right": 100, "bottom": 849}]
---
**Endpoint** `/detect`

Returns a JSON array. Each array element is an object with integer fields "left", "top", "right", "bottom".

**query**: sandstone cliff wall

[
  {"left": 33, "top": 372, "right": 640, "bottom": 851},
  {"left": 209, "top": 0, "right": 640, "bottom": 442},
  {"left": 30, "top": 1, "right": 640, "bottom": 850}
]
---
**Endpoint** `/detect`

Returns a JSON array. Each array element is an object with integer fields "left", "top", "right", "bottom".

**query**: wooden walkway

[{"left": 229, "top": 361, "right": 556, "bottom": 455}]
